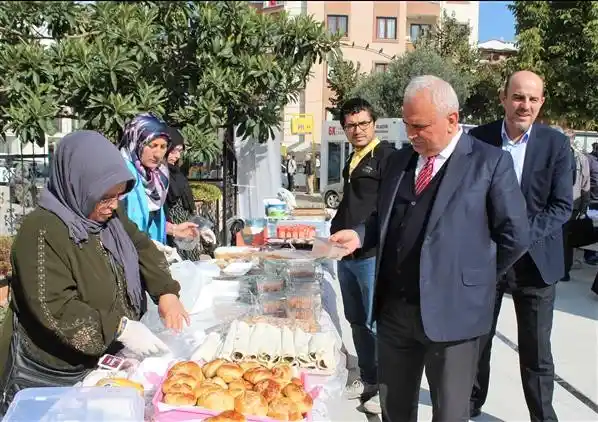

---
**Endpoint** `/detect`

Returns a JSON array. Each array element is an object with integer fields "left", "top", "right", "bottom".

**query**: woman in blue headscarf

[{"left": 119, "top": 113, "right": 198, "bottom": 243}]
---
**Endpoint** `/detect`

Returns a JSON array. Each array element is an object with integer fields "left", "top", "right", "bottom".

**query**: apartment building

[{"left": 252, "top": 1, "right": 479, "bottom": 152}]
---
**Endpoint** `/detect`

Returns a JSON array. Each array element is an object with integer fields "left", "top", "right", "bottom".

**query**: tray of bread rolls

[{"left": 153, "top": 359, "right": 318, "bottom": 422}]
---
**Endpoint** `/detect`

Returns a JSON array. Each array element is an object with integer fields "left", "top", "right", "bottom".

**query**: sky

[{"left": 478, "top": 1, "right": 516, "bottom": 42}]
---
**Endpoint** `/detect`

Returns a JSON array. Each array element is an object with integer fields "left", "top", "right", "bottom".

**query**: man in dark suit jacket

[
  {"left": 469, "top": 71, "right": 573, "bottom": 422},
  {"left": 331, "top": 75, "right": 529, "bottom": 421}
]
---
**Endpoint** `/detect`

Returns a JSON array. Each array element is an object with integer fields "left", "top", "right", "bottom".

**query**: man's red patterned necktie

[{"left": 415, "top": 155, "right": 436, "bottom": 195}]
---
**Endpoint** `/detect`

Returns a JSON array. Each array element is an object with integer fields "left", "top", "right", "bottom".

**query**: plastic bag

[{"left": 169, "top": 261, "right": 205, "bottom": 311}]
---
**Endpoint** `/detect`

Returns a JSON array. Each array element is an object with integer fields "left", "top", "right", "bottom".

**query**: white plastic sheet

[{"left": 235, "top": 129, "right": 283, "bottom": 221}]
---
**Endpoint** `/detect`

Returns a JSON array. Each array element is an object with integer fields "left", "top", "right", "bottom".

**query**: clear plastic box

[{"left": 3, "top": 386, "right": 145, "bottom": 422}]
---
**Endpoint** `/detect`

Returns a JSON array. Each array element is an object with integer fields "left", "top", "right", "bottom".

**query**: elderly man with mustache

[{"left": 469, "top": 70, "right": 573, "bottom": 422}]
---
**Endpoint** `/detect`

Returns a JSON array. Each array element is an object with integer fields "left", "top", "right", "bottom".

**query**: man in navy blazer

[
  {"left": 331, "top": 75, "right": 529, "bottom": 421},
  {"left": 469, "top": 71, "right": 572, "bottom": 421}
]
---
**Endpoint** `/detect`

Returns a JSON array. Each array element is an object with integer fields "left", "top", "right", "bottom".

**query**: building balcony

[{"left": 406, "top": 1, "right": 441, "bottom": 18}]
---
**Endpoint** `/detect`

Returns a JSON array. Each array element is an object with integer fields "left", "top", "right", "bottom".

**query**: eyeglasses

[
  {"left": 98, "top": 194, "right": 126, "bottom": 206},
  {"left": 344, "top": 120, "right": 372, "bottom": 132}
]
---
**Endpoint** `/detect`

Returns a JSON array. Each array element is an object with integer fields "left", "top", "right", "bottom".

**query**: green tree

[
  {"left": 416, "top": 11, "right": 480, "bottom": 75},
  {"left": 350, "top": 48, "right": 473, "bottom": 118},
  {"left": 325, "top": 54, "right": 364, "bottom": 120},
  {"left": 510, "top": 1, "right": 598, "bottom": 129},
  {"left": 0, "top": 1, "right": 339, "bottom": 153},
  {"left": 417, "top": 11, "right": 507, "bottom": 124}
]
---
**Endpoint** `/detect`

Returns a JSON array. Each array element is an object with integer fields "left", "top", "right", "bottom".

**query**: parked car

[{"left": 322, "top": 182, "right": 343, "bottom": 209}]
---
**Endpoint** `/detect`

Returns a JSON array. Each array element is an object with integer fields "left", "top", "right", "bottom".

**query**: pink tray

[{"left": 152, "top": 362, "right": 319, "bottom": 422}]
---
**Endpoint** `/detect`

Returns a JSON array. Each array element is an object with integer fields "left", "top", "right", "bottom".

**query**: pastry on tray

[
  {"left": 204, "top": 410, "right": 247, "bottom": 422},
  {"left": 159, "top": 359, "right": 313, "bottom": 419}
]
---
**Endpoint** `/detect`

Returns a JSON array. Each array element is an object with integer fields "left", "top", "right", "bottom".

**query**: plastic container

[
  {"left": 4, "top": 386, "right": 144, "bottom": 422},
  {"left": 259, "top": 291, "right": 287, "bottom": 317},
  {"left": 287, "top": 283, "right": 322, "bottom": 321},
  {"left": 255, "top": 276, "right": 285, "bottom": 293}
]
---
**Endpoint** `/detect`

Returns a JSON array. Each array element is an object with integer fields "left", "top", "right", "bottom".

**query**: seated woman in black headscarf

[
  {"left": 164, "top": 127, "right": 216, "bottom": 260},
  {"left": 0, "top": 131, "right": 189, "bottom": 413}
]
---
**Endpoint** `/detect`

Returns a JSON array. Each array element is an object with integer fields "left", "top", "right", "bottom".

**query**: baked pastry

[
  {"left": 234, "top": 390, "right": 268, "bottom": 416},
  {"left": 197, "top": 390, "right": 235, "bottom": 412},
  {"left": 162, "top": 374, "right": 200, "bottom": 394},
  {"left": 203, "top": 358, "right": 228, "bottom": 378},
  {"left": 227, "top": 380, "right": 247, "bottom": 398},
  {"left": 216, "top": 363, "right": 244, "bottom": 383},
  {"left": 239, "top": 361, "right": 264, "bottom": 372},
  {"left": 267, "top": 397, "right": 303, "bottom": 421},
  {"left": 282, "top": 383, "right": 313, "bottom": 414},
  {"left": 164, "top": 382, "right": 195, "bottom": 396},
  {"left": 289, "top": 377, "right": 303, "bottom": 387},
  {"left": 196, "top": 384, "right": 225, "bottom": 402},
  {"left": 211, "top": 377, "right": 229, "bottom": 389},
  {"left": 243, "top": 367, "right": 272, "bottom": 384},
  {"left": 163, "top": 392, "right": 196, "bottom": 406},
  {"left": 253, "top": 378, "right": 283, "bottom": 403},
  {"left": 167, "top": 361, "right": 204, "bottom": 381},
  {"left": 203, "top": 410, "right": 247, "bottom": 422},
  {"left": 271, "top": 363, "right": 293, "bottom": 382}
]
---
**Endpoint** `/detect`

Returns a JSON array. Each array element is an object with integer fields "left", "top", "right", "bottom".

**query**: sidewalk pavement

[{"left": 324, "top": 253, "right": 598, "bottom": 422}]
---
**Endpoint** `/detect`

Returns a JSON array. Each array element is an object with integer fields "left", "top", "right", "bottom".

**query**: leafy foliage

[
  {"left": 350, "top": 48, "right": 474, "bottom": 118},
  {"left": 325, "top": 54, "right": 364, "bottom": 120},
  {"left": 0, "top": 1, "right": 339, "bottom": 154},
  {"left": 346, "top": 12, "right": 505, "bottom": 123},
  {"left": 510, "top": 1, "right": 598, "bottom": 129}
]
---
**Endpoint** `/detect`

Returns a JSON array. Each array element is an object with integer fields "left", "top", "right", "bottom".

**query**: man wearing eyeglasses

[{"left": 330, "top": 97, "right": 396, "bottom": 414}]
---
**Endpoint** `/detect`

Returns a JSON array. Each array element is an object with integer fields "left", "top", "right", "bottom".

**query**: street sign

[{"left": 290, "top": 114, "right": 314, "bottom": 135}]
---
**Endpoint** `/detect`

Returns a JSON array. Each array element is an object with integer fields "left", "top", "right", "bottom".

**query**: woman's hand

[
  {"left": 158, "top": 294, "right": 190, "bottom": 332},
  {"left": 173, "top": 222, "right": 199, "bottom": 239}
]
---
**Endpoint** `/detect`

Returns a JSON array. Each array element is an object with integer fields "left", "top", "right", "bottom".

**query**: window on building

[
  {"left": 327, "top": 15, "right": 348, "bottom": 37},
  {"left": 410, "top": 23, "right": 431, "bottom": 42},
  {"left": 376, "top": 17, "right": 397, "bottom": 40},
  {"left": 374, "top": 63, "right": 389, "bottom": 73}
]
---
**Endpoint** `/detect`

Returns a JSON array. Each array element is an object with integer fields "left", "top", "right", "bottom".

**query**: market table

[{"left": 127, "top": 256, "right": 348, "bottom": 422}]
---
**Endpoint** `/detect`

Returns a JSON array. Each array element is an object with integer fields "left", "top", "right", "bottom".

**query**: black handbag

[
  {"left": 0, "top": 313, "right": 90, "bottom": 415},
  {"left": 566, "top": 214, "right": 597, "bottom": 248}
]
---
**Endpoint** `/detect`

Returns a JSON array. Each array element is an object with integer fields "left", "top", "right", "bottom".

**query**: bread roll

[
  {"left": 267, "top": 397, "right": 302, "bottom": 421},
  {"left": 203, "top": 410, "right": 247, "bottom": 422},
  {"left": 253, "top": 378, "right": 283, "bottom": 403},
  {"left": 227, "top": 380, "right": 247, "bottom": 398},
  {"left": 212, "top": 377, "right": 229, "bottom": 389},
  {"left": 162, "top": 374, "right": 200, "bottom": 394},
  {"left": 216, "top": 363, "right": 244, "bottom": 383},
  {"left": 167, "top": 361, "right": 204, "bottom": 381},
  {"left": 239, "top": 361, "right": 265, "bottom": 372},
  {"left": 164, "top": 382, "right": 195, "bottom": 396},
  {"left": 243, "top": 368, "right": 272, "bottom": 384},
  {"left": 196, "top": 384, "right": 225, "bottom": 402},
  {"left": 197, "top": 390, "right": 235, "bottom": 412},
  {"left": 163, "top": 392, "right": 196, "bottom": 406},
  {"left": 203, "top": 358, "right": 228, "bottom": 378},
  {"left": 282, "top": 383, "right": 313, "bottom": 414},
  {"left": 271, "top": 363, "right": 293, "bottom": 382},
  {"left": 234, "top": 390, "right": 268, "bottom": 416},
  {"left": 290, "top": 377, "right": 303, "bottom": 387}
]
